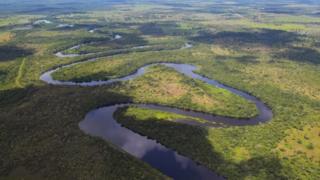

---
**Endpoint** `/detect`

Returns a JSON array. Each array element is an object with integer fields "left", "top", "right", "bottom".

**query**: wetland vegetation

[{"left": 0, "top": 0, "right": 319, "bottom": 179}]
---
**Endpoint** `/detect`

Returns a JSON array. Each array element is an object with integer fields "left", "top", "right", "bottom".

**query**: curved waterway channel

[{"left": 40, "top": 43, "right": 272, "bottom": 179}]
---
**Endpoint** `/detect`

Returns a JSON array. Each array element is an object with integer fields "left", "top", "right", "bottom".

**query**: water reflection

[
  {"left": 41, "top": 63, "right": 272, "bottom": 125},
  {"left": 33, "top": 19, "right": 52, "bottom": 25},
  {"left": 42, "top": 57, "right": 272, "bottom": 179},
  {"left": 80, "top": 105, "right": 223, "bottom": 180},
  {"left": 57, "top": 24, "right": 74, "bottom": 28},
  {"left": 12, "top": 25, "right": 33, "bottom": 31},
  {"left": 114, "top": 34, "right": 122, "bottom": 40}
]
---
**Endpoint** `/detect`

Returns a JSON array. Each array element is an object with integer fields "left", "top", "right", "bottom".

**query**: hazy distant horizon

[{"left": 1, "top": 0, "right": 319, "bottom": 15}]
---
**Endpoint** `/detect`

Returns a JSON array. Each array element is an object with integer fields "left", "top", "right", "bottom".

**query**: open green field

[{"left": 0, "top": 0, "right": 320, "bottom": 179}]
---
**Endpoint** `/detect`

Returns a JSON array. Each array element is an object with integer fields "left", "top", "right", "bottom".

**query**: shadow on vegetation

[
  {"left": 1, "top": 85, "right": 160, "bottom": 179},
  {"left": 116, "top": 109, "right": 288, "bottom": 179},
  {"left": 261, "top": 6, "right": 299, "bottom": 15},
  {"left": 0, "top": 70, "right": 7, "bottom": 82},
  {"left": 139, "top": 23, "right": 168, "bottom": 35},
  {"left": 21, "top": 7, "right": 65, "bottom": 14},
  {"left": 274, "top": 47, "right": 320, "bottom": 65},
  {"left": 190, "top": 29, "right": 300, "bottom": 47},
  {"left": 52, "top": 32, "right": 147, "bottom": 54},
  {"left": 79, "top": 36, "right": 112, "bottom": 44},
  {"left": 313, "top": 41, "right": 320, "bottom": 47},
  {"left": 199, "top": 5, "right": 233, "bottom": 14},
  {"left": 17, "top": 5, "right": 83, "bottom": 15},
  {"left": 76, "top": 32, "right": 147, "bottom": 48},
  {"left": 162, "top": 3, "right": 192, "bottom": 8},
  {"left": 139, "top": 22, "right": 191, "bottom": 36},
  {"left": 0, "top": 86, "right": 37, "bottom": 107},
  {"left": 0, "top": 46, "right": 34, "bottom": 62},
  {"left": 260, "top": 3, "right": 317, "bottom": 15}
]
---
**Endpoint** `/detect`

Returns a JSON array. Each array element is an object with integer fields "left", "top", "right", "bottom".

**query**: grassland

[
  {"left": 114, "top": 65, "right": 258, "bottom": 118},
  {"left": 115, "top": 57, "right": 320, "bottom": 179},
  {"left": 118, "top": 106, "right": 213, "bottom": 125},
  {"left": 0, "top": 32, "right": 14, "bottom": 43},
  {"left": 0, "top": 1, "right": 320, "bottom": 180},
  {"left": 53, "top": 62, "right": 259, "bottom": 118},
  {"left": 0, "top": 15, "right": 43, "bottom": 27},
  {"left": 277, "top": 123, "right": 320, "bottom": 163}
]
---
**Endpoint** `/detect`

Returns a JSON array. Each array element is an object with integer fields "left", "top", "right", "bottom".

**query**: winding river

[
  {"left": 54, "top": 34, "right": 193, "bottom": 58},
  {"left": 40, "top": 40, "right": 272, "bottom": 179}
]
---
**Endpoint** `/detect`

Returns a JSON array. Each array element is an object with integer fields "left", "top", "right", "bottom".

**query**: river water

[{"left": 41, "top": 45, "right": 272, "bottom": 180}]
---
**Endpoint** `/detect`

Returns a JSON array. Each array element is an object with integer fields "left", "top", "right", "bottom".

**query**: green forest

[{"left": 0, "top": 0, "right": 319, "bottom": 179}]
